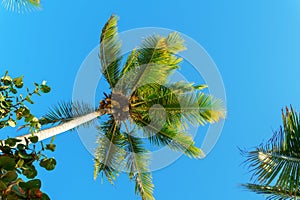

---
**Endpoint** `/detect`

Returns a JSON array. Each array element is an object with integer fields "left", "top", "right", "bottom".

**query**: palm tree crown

[
  {"left": 242, "top": 106, "right": 300, "bottom": 200},
  {"left": 17, "top": 15, "right": 225, "bottom": 200}
]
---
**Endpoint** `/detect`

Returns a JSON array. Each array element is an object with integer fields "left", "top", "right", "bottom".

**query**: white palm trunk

[{"left": 16, "top": 111, "right": 103, "bottom": 144}]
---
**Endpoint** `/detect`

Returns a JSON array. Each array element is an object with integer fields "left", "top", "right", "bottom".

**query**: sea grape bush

[{"left": 0, "top": 71, "right": 55, "bottom": 199}]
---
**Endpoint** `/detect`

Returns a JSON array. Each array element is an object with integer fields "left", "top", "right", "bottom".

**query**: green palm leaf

[
  {"left": 2, "top": 0, "right": 41, "bottom": 12},
  {"left": 117, "top": 32, "right": 186, "bottom": 95},
  {"left": 242, "top": 107, "right": 300, "bottom": 199},
  {"left": 39, "top": 101, "right": 97, "bottom": 127},
  {"left": 196, "top": 93, "right": 225, "bottom": 124},
  {"left": 145, "top": 123, "right": 203, "bottom": 158},
  {"left": 242, "top": 183, "right": 300, "bottom": 200},
  {"left": 131, "top": 82, "right": 225, "bottom": 126},
  {"left": 100, "top": 15, "right": 122, "bottom": 88},
  {"left": 120, "top": 49, "right": 139, "bottom": 79},
  {"left": 13, "top": 15, "right": 226, "bottom": 200},
  {"left": 130, "top": 109, "right": 202, "bottom": 158},
  {"left": 94, "top": 118, "right": 126, "bottom": 184},
  {"left": 123, "top": 130, "right": 155, "bottom": 200}
]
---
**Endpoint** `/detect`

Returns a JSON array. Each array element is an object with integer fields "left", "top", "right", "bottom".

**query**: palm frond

[
  {"left": 242, "top": 183, "right": 300, "bottom": 200},
  {"left": 196, "top": 93, "right": 225, "bottom": 124},
  {"left": 135, "top": 172, "right": 155, "bottom": 200},
  {"left": 39, "top": 101, "right": 97, "bottom": 128},
  {"left": 2, "top": 0, "right": 41, "bottom": 13},
  {"left": 137, "top": 32, "right": 185, "bottom": 69},
  {"left": 242, "top": 107, "right": 300, "bottom": 197},
  {"left": 131, "top": 83, "right": 225, "bottom": 127},
  {"left": 94, "top": 118, "right": 126, "bottom": 184},
  {"left": 280, "top": 107, "right": 300, "bottom": 156},
  {"left": 133, "top": 81, "right": 206, "bottom": 104},
  {"left": 150, "top": 125, "right": 203, "bottom": 158},
  {"left": 116, "top": 32, "right": 186, "bottom": 95},
  {"left": 100, "top": 15, "right": 122, "bottom": 88},
  {"left": 122, "top": 131, "right": 155, "bottom": 200},
  {"left": 131, "top": 114, "right": 203, "bottom": 158},
  {"left": 242, "top": 147, "right": 300, "bottom": 190},
  {"left": 120, "top": 48, "right": 140, "bottom": 78}
]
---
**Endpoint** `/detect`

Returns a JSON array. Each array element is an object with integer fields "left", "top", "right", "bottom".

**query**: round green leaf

[
  {"left": 40, "top": 158, "right": 56, "bottom": 171},
  {"left": 46, "top": 144, "right": 56, "bottom": 152},
  {"left": 17, "top": 144, "right": 26, "bottom": 151},
  {"left": 29, "top": 136, "right": 39, "bottom": 144},
  {"left": 0, "top": 156, "right": 16, "bottom": 170},
  {"left": 22, "top": 166, "right": 37, "bottom": 179},
  {"left": 42, "top": 193, "right": 51, "bottom": 200},
  {"left": 1, "top": 171, "right": 18, "bottom": 183},
  {"left": 10, "top": 87, "right": 17, "bottom": 94},
  {"left": 0, "top": 146, "right": 12, "bottom": 154},
  {"left": 1, "top": 75, "right": 12, "bottom": 86},
  {"left": 19, "top": 179, "right": 41, "bottom": 190},
  {"left": 40, "top": 85, "right": 51, "bottom": 93},
  {"left": 13, "top": 76, "right": 24, "bottom": 88},
  {"left": 5, "top": 138, "right": 21, "bottom": 147}
]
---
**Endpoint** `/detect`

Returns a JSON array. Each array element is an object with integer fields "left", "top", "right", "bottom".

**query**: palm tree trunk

[{"left": 16, "top": 111, "right": 103, "bottom": 144}]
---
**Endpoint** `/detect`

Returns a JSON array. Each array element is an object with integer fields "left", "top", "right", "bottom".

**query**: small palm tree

[
  {"left": 242, "top": 106, "right": 300, "bottom": 200},
  {"left": 16, "top": 15, "right": 225, "bottom": 199},
  {"left": 2, "top": 0, "right": 40, "bottom": 12}
]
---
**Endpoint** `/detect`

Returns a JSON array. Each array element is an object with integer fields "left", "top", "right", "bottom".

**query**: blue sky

[{"left": 1, "top": 0, "right": 300, "bottom": 199}]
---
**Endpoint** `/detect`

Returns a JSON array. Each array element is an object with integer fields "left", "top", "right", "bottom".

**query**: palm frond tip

[{"left": 100, "top": 15, "right": 122, "bottom": 88}]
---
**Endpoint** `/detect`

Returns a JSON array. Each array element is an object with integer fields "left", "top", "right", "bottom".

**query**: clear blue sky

[{"left": 1, "top": 0, "right": 300, "bottom": 199}]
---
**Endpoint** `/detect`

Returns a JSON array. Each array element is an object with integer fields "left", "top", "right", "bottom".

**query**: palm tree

[
  {"left": 15, "top": 15, "right": 226, "bottom": 199},
  {"left": 2, "top": 0, "right": 40, "bottom": 12},
  {"left": 242, "top": 106, "right": 300, "bottom": 200}
]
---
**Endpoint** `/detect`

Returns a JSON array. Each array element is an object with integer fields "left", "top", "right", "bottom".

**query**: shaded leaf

[{"left": 0, "top": 156, "right": 16, "bottom": 170}]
